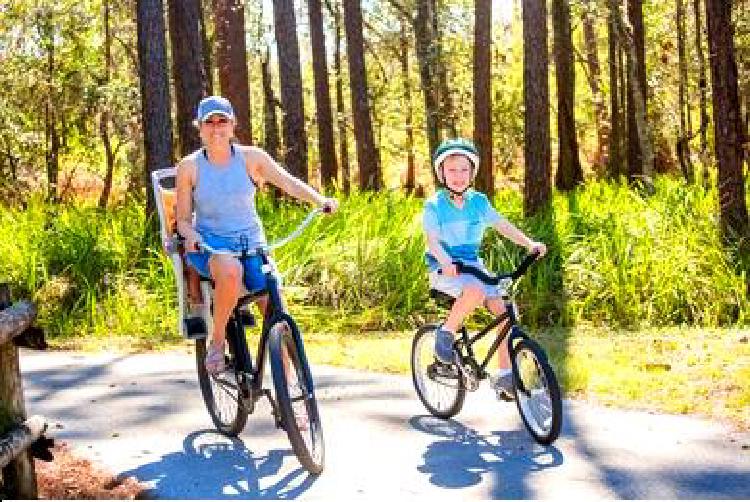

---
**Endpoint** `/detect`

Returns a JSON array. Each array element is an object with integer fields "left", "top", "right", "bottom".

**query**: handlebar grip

[{"left": 511, "top": 252, "right": 539, "bottom": 280}]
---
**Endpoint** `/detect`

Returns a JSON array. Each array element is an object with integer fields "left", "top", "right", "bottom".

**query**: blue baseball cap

[{"left": 195, "top": 95, "right": 235, "bottom": 122}]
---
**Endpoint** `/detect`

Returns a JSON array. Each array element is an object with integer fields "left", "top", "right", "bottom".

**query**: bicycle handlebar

[
  {"left": 439, "top": 252, "right": 540, "bottom": 285},
  {"left": 196, "top": 206, "right": 326, "bottom": 256}
]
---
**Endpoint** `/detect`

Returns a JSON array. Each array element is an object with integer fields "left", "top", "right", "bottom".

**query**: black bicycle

[
  {"left": 190, "top": 208, "right": 325, "bottom": 474},
  {"left": 411, "top": 253, "right": 563, "bottom": 445}
]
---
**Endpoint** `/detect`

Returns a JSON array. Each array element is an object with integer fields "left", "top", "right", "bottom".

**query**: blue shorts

[{"left": 185, "top": 234, "right": 277, "bottom": 294}]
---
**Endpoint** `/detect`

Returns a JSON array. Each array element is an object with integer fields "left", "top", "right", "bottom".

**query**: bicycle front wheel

[
  {"left": 196, "top": 336, "right": 249, "bottom": 436},
  {"left": 268, "top": 315, "right": 325, "bottom": 474},
  {"left": 510, "top": 336, "right": 562, "bottom": 445},
  {"left": 411, "top": 324, "right": 466, "bottom": 419}
]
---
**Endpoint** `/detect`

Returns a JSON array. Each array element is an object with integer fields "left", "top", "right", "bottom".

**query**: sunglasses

[{"left": 202, "top": 117, "right": 229, "bottom": 126}]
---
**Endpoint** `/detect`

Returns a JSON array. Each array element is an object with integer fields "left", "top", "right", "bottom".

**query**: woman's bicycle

[
  {"left": 411, "top": 253, "right": 563, "bottom": 445},
  {"left": 192, "top": 208, "right": 326, "bottom": 474}
]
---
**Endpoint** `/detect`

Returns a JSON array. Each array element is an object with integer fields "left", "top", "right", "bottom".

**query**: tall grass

[{"left": 0, "top": 176, "right": 747, "bottom": 341}]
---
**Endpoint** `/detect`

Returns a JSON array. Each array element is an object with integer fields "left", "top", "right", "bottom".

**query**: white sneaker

[{"left": 490, "top": 370, "right": 515, "bottom": 402}]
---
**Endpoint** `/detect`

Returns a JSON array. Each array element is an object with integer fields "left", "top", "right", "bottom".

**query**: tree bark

[
  {"left": 583, "top": 0, "right": 610, "bottom": 171},
  {"left": 473, "top": 0, "right": 493, "bottom": 197},
  {"left": 326, "top": 0, "right": 351, "bottom": 193},
  {"left": 693, "top": 0, "right": 710, "bottom": 183},
  {"left": 676, "top": 0, "right": 694, "bottom": 183},
  {"left": 625, "top": 0, "right": 650, "bottom": 182},
  {"left": 214, "top": 0, "right": 252, "bottom": 144},
  {"left": 523, "top": 0, "right": 551, "bottom": 216},
  {"left": 400, "top": 20, "right": 417, "bottom": 194},
  {"left": 261, "top": 46, "right": 281, "bottom": 162},
  {"left": 43, "top": 16, "right": 59, "bottom": 203},
  {"left": 415, "top": 0, "right": 441, "bottom": 168},
  {"left": 200, "top": 2, "right": 213, "bottom": 95},
  {"left": 167, "top": 0, "right": 208, "bottom": 157},
  {"left": 552, "top": 0, "right": 583, "bottom": 191},
  {"left": 343, "top": 0, "right": 381, "bottom": 190},
  {"left": 273, "top": 0, "right": 308, "bottom": 181},
  {"left": 608, "top": 0, "right": 623, "bottom": 178},
  {"left": 99, "top": 0, "right": 115, "bottom": 209},
  {"left": 309, "top": 0, "right": 338, "bottom": 188},
  {"left": 137, "top": 0, "right": 174, "bottom": 216},
  {"left": 433, "top": 0, "right": 456, "bottom": 138},
  {"left": 706, "top": 0, "right": 749, "bottom": 242}
]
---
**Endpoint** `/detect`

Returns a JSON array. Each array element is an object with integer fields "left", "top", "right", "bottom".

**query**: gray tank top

[{"left": 193, "top": 147, "right": 266, "bottom": 247}]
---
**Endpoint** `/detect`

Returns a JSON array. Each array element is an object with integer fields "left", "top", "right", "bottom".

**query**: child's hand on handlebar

[
  {"left": 527, "top": 241, "right": 547, "bottom": 257},
  {"left": 321, "top": 198, "right": 339, "bottom": 214}
]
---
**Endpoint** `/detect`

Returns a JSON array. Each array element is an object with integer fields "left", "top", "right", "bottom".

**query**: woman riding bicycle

[
  {"left": 176, "top": 95, "right": 338, "bottom": 374},
  {"left": 423, "top": 138, "right": 546, "bottom": 400}
]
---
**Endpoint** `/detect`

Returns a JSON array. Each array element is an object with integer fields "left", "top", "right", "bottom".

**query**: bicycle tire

[
  {"left": 268, "top": 315, "right": 325, "bottom": 474},
  {"left": 411, "top": 323, "right": 466, "bottom": 419},
  {"left": 196, "top": 329, "right": 249, "bottom": 436},
  {"left": 510, "top": 335, "right": 562, "bottom": 445}
]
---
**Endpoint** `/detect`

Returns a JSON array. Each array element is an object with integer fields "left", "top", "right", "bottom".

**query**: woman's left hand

[{"left": 321, "top": 197, "right": 339, "bottom": 214}]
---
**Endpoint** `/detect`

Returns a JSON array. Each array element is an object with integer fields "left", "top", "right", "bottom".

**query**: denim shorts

[
  {"left": 428, "top": 260, "right": 505, "bottom": 300},
  {"left": 185, "top": 234, "right": 279, "bottom": 294}
]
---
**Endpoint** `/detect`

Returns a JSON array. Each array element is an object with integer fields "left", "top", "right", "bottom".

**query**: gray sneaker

[{"left": 490, "top": 370, "right": 515, "bottom": 401}]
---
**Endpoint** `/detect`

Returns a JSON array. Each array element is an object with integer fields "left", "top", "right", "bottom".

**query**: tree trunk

[
  {"left": 168, "top": 0, "right": 208, "bottom": 157},
  {"left": 415, "top": 0, "right": 441, "bottom": 169},
  {"left": 523, "top": 0, "right": 551, "bottom": 216},
  {"left": 327, "top": 0, "right": 351, "bottom": 193},
  {"left": 214, "top": 0, "right": 252, "bottom": 145},
  {"left": 343, "top": 0, "right": 381, "bottom": 190},
  {"left": 676, "top": 0, "right": 694, "bottom": 183},
  {"left": 433, "top": 0, "right": 456, "bottom": 138},
  {"left": 44, "top": 23, "right": 59, "bottom": 203},
  {"left": 625, "top": 0, "right": 651, "bottom": 183},
  {"left": 273, "top": 0, "right": 308, "bottom": 181},
  {"left": 608, "top": 0, "right": 623, "bottom": 178},
  {"left": 706, "top": 0, "right": 749, "bottom": 242},
  {"left": 137, "top": 0, "right": 174, "bottom": 216},
  {"left": 693, "top": 0, "right": 710, "bottom": 183},
  {"left": 309, "top": 0, "right": 338, "bottom": 188},
  {"left": 582, "top": 0, "right": 610, "bottom": 171},
  {"left": 552, "top": 0, "right": 583, "bottom": 191},
  {"left": 473, "top": 0, "right": 493, "bottom": 197},
  {"left": 200, "top": 2, "right": 213, "bottom": 95},
  {"left": 400, "top": 20, "right": 417, "bottom": 194},
  {"left": 99, "top": 0, "right": 115, "bottom": 209},
  {"left": 261, "top": 45, "right": 281, "bottom": 161}
]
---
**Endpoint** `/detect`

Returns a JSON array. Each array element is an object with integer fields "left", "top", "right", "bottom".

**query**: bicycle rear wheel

[
  {"left": 411, "top": 324, "right": 466, "bottom": 419},
  {"left": 510, "top": 336, "right": 562, "bottom": 445},
  {"left": 196, "top": 329, "right": 249, "bottom": 436},
  {"left": 268, "top": 315, "right": 325, "bottom": 474}
]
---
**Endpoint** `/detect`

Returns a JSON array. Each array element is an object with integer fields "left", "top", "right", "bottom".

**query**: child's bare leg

[
  {"left": 443, "top": 285, "right": 485, "bottom": 332},
  {"left": 485, "top": 297, "right": 510, "bottom": 370}
]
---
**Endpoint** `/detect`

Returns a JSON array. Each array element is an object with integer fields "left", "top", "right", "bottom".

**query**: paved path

[{"left": 19, "top": 349, "right": 750, "bottom": 499}]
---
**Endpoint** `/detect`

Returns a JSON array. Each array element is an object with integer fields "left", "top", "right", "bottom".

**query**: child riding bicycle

[{"left": 423, "top": 138, "right": 547, "bottom": 400}]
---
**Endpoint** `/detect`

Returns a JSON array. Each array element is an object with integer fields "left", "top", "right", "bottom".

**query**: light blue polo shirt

[{"left": 422, "top": 189, "right": 505, "bottom": 271}]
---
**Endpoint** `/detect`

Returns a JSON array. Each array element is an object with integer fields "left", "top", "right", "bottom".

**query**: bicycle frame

[{"left": 455, "top": 299, "right": 524, "bottom": 380}]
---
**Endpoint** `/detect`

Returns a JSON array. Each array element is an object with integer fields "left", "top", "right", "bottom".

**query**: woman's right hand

[{"left": 185, "top": 232, "right": 202, "bottom": 253}]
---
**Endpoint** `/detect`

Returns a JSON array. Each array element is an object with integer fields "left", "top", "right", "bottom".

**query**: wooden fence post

[{"left": 0, "top": 284, "right": 38, "bottom": 499}]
